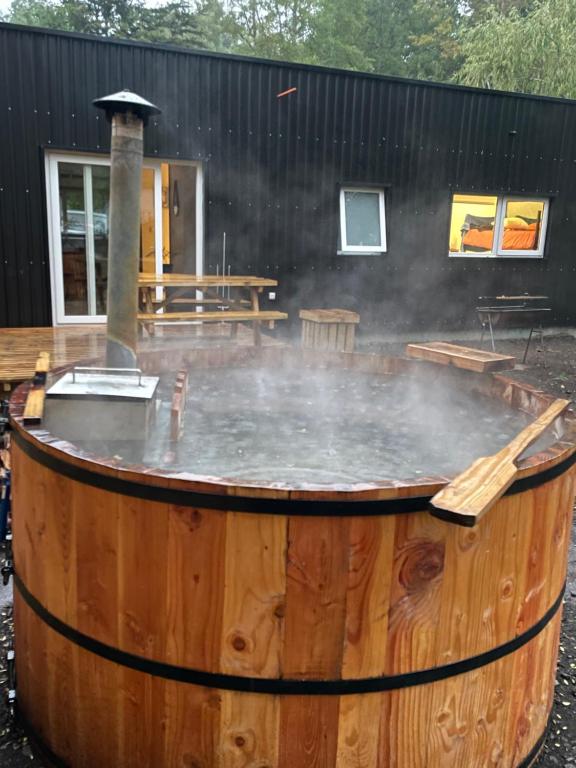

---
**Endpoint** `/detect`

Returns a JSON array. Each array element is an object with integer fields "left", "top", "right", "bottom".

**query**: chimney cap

[{"left": 93, "top": 89, "right": 161, "bottom": 124}]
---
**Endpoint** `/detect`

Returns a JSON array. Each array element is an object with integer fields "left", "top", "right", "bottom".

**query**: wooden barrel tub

[{"left": 8, "top": 347, "right": 576, "bottom": 768}]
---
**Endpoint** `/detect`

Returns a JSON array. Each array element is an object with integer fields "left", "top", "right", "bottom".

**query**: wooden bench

[
  {"left": 406, "top": 341, "right": 516, "bottom": 373},
  {"left": 138, "top": 310, "right": 288, "bottom": 346}
]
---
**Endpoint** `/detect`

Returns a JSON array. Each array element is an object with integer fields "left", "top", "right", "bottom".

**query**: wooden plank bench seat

[
  {"left": 138, "top": 310, "right": 288, "bottom": 323},
  {"left": 138, "top": 310, "right": 288, "bottom": 346},
  {"left": 150, "top": 297, "right": 251, "bottom": 306}
]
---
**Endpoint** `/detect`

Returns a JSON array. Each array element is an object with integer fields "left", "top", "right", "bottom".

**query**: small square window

[
  {"left": 449, "top": 193, "right": 549, "bottom": 258},
  {"left": 339, "top": 187, "right": 386, "bottom": 254}
]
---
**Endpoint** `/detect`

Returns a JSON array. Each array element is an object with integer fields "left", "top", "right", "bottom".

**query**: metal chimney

[{"left": 93, "top": 89, "right": 161, "bottom": 368}]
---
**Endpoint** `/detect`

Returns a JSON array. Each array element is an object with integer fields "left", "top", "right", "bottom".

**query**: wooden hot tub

[{"left": 9, "top": 347, "right": 576, "bottom": 768}]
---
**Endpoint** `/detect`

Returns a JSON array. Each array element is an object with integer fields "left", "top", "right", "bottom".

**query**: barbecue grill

[{"left": 477, "top": 294, "right": 551, "bottom": 362}]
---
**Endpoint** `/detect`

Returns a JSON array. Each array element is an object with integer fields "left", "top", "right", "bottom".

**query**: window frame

[
  {"left": 448, "top": 194, "right": 549, "bottom": 259},
  {"left": 45, "top": 150, "right": 205, "bottom": 325},
  {"left": 338, "top": 186, "right": 387, "bottom": 255}
]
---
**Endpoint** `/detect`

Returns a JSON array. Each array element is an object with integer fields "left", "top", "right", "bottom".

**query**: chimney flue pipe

[{"left": 93, "top": 89, "right": 161, "bottom": 368}]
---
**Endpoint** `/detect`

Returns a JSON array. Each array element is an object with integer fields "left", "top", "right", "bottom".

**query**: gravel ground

[{"left": 0, "top": 333, "right": 575, "bottom": 767}]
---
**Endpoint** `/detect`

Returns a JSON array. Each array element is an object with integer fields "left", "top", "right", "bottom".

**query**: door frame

[{"left": 45, "top": 151, "right": 204, "bottom": 325}]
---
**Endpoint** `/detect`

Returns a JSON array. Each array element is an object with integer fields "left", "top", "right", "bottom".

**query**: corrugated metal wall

[{"left": 2, "top": 23, "right": 576, "bottom": 330}]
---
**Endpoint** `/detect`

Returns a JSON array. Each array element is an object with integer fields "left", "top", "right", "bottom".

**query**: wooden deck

[
  {"left": 0, "top": 322, "right": 284, "bottom": 390},
  {"left": 0, "top": 326, "right": 106, "bottom": 390}
]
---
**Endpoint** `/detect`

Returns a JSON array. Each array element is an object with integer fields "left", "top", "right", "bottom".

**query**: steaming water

[{"left": 101, "top": 366, "right": 544, "bottom": 485}]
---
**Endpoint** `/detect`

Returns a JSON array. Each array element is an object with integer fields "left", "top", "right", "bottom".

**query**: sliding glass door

[{"left": 45, "top": 153, "right": 203, "bottom": 324}]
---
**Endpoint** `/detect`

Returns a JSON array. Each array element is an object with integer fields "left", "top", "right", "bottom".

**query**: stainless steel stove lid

[{"left": 46, "top": 368, "right": 159, "bottom": 402}]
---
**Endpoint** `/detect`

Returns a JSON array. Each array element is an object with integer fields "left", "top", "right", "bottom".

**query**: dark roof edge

[{"left": 2, "top": 20, "right": 576, "bottom": 108}]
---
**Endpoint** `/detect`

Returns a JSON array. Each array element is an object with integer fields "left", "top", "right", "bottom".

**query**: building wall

[{"left": 1, "top": 23, "right": 576, "bottom": 331}]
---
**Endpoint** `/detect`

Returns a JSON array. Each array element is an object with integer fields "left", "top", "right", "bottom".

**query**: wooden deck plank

[
  {"left": 406, "top": 341, "right": 516, "bottom": 372},
  {"left": 0, "top": 326, "right": 106, "bottom": 384},
  {"left": 0, "top": 321, "right": 284, "bottom": 386}
]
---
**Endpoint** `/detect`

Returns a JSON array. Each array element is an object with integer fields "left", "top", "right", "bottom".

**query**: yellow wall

[
  {"left": 506, "top": 200, "right": 544, "bottom": 219},
  {"left": 140, "top": 168, "right": 155, "bottom": 272},
  {"left": 448, "top": 195, "right": 545, "bottom": 252},
  {"left": 161, "top": 163, "right": 171, "bottom": 265}
]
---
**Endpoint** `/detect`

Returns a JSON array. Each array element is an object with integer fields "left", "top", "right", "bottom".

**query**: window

[
  {"left": 339, "top": 187, "right": 387, "bottom": 254},
  {"left": 448, "top": 194, "right": 549, "bottom": 258}
]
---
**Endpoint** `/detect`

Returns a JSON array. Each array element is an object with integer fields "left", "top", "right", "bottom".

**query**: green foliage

[
  {"left": 303, "top": 0, "right": 373, "bottom": 72},
  {"left": 456, "top": 0, "right": 576, "bottom": 98},
  {"left": 220, "top": 0, "right": 315, "bottom": 61},
  {"left": 7, "top": 0, "right": 70, "bottom": 28},
  {"left": 404, "top": 0, "right": 463, "bottom": 81},
  {"left": 5, "top": 0, "right": 205, "bottom": 46},
  {"left": 461, "top": 0, "right": 538, "bottom": 17},
  {"left": 358, "top": 0, "right": 463, "bottom": 82},
  {"left": 5, "top": 0, "right": 576, "bottom": 101},
  {"left": 134, "top": 1, "right": 205, "bottom": 46},
  {"left": 195, "top": 0, "right": 230, "bottom": 51}
]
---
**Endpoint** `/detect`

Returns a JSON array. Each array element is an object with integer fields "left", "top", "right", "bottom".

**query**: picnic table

[{"left": 138, "top": 273, "right": 287, "bottom": 346}]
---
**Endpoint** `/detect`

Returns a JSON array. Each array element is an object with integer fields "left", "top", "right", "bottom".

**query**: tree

[
  {"left": 455, "top": 0, "right": 576, "bottom": 98},
  {"left": 4, "top": 0, "right": 205, "bottom": 47},
  {"left": 7, "top": 0, "right": 141, "bottom": 36},
  {"left": 461, "top": 0, "right": 538, "bottom": 18},
  {"left": 359, "top": 0, "right": 463, "bottom": 82},
  {"left": 195, "top": 0, "right": 230, "bottom": 52},
  {"left": 6, "top": 0, "right": 71, "bottom": 28},
  {"left": 220, "top": 0, "right": 316, "bottom": 61},
  {"left": 404, "top": 0, "right": 463, "bottom": 82},
  {"left": 303, "top": 0, "right": 373, "bottom": 72},
  {"left": 134, "top": 1, "right": 205, "bottom": 47}
]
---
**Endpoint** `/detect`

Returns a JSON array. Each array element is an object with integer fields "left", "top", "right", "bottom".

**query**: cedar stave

[
  {"left": 13, "top": 453, "right": 571, "bottom": 678},
  {"left": 11, "top": 435, "right": 574, "bottom": 768},
  {"left": 15, "top": 597, "right": 564, "bottom": 768}
]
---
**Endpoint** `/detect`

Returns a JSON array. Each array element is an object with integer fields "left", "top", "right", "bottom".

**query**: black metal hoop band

[
  {"left": 12, "top": 428, "right": 576, "bottom": 517},
  {"left": 14, "top": 571, "right": 565, "bottom": 696},
  {"left": 15, "top": 702, "right": 552, "bottom": 768}
]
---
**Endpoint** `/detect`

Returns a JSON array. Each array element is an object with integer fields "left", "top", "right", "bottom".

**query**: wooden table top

[
  {"left": 138, "top": 273, "right": 278, "bottom": 288},
  {"left": 476, "top": 307, "right": 551, "bottom": 313},
  {"left": 299, "top": 309, "right": 360, "bottom": 324},
  {"left": 494, "top": 295, "right": 549, "bottom": 301}
]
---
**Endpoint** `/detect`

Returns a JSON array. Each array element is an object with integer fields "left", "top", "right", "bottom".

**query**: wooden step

[{"left": 406, "top": 341, "right": 515, "bottom": 373}]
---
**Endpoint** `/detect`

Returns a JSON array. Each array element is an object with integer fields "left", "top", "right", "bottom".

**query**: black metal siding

[{"left": 2, "top": 23, "right": 576, "bottom": 330}]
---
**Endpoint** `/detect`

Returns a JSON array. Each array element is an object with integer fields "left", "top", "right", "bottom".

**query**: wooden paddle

[{"left": 429, "top": 398, "right": 570, "bottom": 527}]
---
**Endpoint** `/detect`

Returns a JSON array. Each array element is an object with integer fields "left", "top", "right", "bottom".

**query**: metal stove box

[{"left": 45, "top": 367, "right": 159, "bottom": 442}]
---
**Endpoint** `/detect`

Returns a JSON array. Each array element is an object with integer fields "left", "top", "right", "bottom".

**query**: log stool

[{"left": 299, "top": 308, "right": 360, "bottom": 352}]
